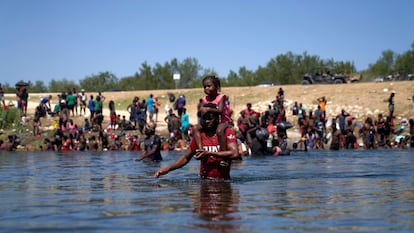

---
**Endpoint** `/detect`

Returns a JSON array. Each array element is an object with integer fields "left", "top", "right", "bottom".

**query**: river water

[{"left": 0, "top": 149, "right": 413, "bottom": 233}]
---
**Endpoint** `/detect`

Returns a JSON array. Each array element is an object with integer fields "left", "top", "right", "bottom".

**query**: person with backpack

[{"left": 174, "top": 95, "right": 186, "bottom": 117}]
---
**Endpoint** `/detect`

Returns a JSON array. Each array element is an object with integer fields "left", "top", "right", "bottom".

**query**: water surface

[{"left": 0, "top": 149, "right": 413, "bottom": 232}]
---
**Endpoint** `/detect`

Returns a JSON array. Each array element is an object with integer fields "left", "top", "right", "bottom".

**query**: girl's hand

[
  {"left": 198, "top": 107, "right": 208, "bottom": 115},
  {"left": 193, "top": 149, "right": 207, "bottom": 160}
]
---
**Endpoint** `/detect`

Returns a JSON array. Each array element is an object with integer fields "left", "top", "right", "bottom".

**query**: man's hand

[
  {"left": 193, "top": 149, "right": 207, "bottom": 160},
  {"left": 154, "top": 168, "right": 169, "bottom": 178}
]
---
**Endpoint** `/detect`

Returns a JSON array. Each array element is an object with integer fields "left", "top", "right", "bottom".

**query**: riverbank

[{"left": 1, "top": 81, "right": 413, "bottom": 151}]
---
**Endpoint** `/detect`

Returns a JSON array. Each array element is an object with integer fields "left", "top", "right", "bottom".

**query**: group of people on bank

[{"left": 1, "top": 76, "right": 414, "bottom": 181}]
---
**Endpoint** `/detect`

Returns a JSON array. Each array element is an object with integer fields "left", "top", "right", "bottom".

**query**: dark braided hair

[{"left": 202, "top": 75, "right": 221, "bottom": 92}]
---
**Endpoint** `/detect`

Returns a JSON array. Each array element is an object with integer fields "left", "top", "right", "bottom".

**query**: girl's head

[{"left": 202, "top": 75, "right": 221, "bottom": 96}]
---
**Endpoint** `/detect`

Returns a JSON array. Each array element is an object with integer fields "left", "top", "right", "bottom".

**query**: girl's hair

[
  {"left": 202, "top": 75, "right": 221, "bottom": 92},
  {"left": 109, "top": 100, "right": 115, "bottom": 112}
]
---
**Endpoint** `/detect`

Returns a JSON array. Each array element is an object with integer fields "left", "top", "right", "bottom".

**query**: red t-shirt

[
  {"left": 190, "top": 127, "right": 237, "bottom": 180},
  {"left": 110, "top": 113, "right": 116, "bottom": 123},
  {"left": 130, "top": 141, "right": 140, "bottom": 152},
  {"left": 61, "top": 139, "right": 71, "bottom": 151}
]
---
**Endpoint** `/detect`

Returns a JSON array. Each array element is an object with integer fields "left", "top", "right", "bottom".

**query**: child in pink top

[{"left": 194, "top": 75, "right": 233, "bottom": 151}]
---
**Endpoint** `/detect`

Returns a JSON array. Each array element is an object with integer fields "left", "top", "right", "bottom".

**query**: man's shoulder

[
  {"left": 153, "top": 134, "right": 161, "bottom": 142},
  {"left": 224, "top": 128, "right": 237, "bottom": 142}
]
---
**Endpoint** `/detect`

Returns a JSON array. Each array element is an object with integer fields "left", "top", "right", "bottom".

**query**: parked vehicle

[
  {"left": 374, "top": 75, "right": 385, "bottom": 83},
  {"left": 302, "top": 67, "right": 347, "bottom": 85},
  {"left": 383, "top": 68, "right": 414, "bottom": 81},
  {"left": 256, "top": 81, "right": 280, "bottom": 87},
  {"left": 347, "top": 73, "right": 362, "bottom": 83}
]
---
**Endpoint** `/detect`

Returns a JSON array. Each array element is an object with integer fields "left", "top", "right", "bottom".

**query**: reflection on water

[
  {"left": 0, "top": 150, "right": 413, "bottom": 232},
  {"left": 191, "top": 181, "right": 241, "bottom": 232}
]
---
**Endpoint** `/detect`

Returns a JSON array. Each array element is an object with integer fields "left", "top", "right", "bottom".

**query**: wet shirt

[
  {"left": 189, "top": 128, "right": 237, "bottom": 180},
  {"left": 144, "top": 135, "right": 162, "bottom": 161}
]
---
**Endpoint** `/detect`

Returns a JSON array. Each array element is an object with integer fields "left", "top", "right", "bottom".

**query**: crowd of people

[
  {"left": 233, "top": 91, "right": 413, "bottom": 154},
  {"left": 155, "top": 80, "right": 413, "bottom": 181},
  {"left": 1, "top": 77, "right": 414, "bottom": 181},
  {"left": 0, "top": 78, "right": 413, "bottom": 156},
  {"left": 0, "top": 87, "right": 189, "bottom": 152}
]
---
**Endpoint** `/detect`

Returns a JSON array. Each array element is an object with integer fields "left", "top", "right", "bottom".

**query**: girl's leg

[
  {"left": 193, "top": 124, "right": 203, "bottom": 149},
  {"left": 216, "top": 123, "right": 228, "bottom": 151}
]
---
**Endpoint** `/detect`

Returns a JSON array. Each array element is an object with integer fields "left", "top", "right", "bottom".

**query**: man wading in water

[{"left": 154, "top": 110, "right": 239, "bottom": 180}]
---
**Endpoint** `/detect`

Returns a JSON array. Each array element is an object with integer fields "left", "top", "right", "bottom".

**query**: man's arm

[
  {"left": 213, "top": 140, "right": 239, "bottom": 159},
  {"left": 195, "top": 128, "right": 239, "bottom": 160},
  {"left": 136, "top": 137, "right": 160, "bottom": 161},
  {"left": 154, "top": 149, "right": 194, "bottom": 178},
  {"left": 246, "top": 127, "right": 257, "bottom": 146}
]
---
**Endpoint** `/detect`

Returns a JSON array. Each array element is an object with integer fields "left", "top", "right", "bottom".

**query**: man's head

[
  {"left": 201, "top": 111, "right": 220, "bottom": 130},
  {"left": 144, "top": 123, "right": 156, "bottom": 136}
]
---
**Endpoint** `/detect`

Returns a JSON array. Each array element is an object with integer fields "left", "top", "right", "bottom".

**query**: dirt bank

[{"left": 2, "top": 81, "right": 414, "bottom": 150}]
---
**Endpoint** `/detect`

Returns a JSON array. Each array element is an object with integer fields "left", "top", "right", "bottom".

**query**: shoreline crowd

[{"left": 0, "top": 81, "right": 413, "bottom": 153}]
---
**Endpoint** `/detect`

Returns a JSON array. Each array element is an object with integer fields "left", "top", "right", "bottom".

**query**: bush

[{"left": 0, "top": 107, "right": 22, "bottom": 129}]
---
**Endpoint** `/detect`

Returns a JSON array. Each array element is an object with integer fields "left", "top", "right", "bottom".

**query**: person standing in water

[
  {"left": 192, "top": 75, "right": 233, "bottom": 152},
  {"left": 154, "top": 110, "right": 239, "bottom": 180},
  {"left": 135, "top": 123, "right": 162, "bottom": 161}
]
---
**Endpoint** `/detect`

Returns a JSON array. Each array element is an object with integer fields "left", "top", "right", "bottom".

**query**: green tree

[
  {"left": 394, "top": 41, "right": 414, "bottom": 74},
  {"left": 365, "top": 50, "right": 395, "bottom": 79},
  {"left": 49, "top": 78, "right": 79, "bottom": 93},
  {"left": 299, "top": 52, "right": 323, "bottom": 73},
  {"left": 237, "top": 66, "right": 255, "bottom": 86},
  {"left": 263, "top": 51, "right": 323, "bottom": 85},
  {"left": 30, "top": 80, "right": 48, "bottom": 93},
  {"left": 138, "top": 62, "right": 156, "bottom": 90},
  {"left": 0, "top": 82, "right": 13, "bottom": 93},
  {"left": 275, "top": 52, "right": 296, "bottom": 84},
  {"left": 118, "top": 76, "right": 138, "bottom": 91},
  {"left": 177, "top": 57, "right": 202, "bottom": 89},
  {"left": 79, "top": 72, "right": 118, "bottom": 92},
  {"left": 334, "top": 61, "right": 357, "bottom": 74},
  {"left": 225, "top": 70, "right": 242, "bottom": 87},
  {"left": 20, "top": 42, "right": 414, "bottom": 89},
  {"left": 153, "top": 62, "right": 175, "bottom": 90},
  {"left": 255, "top": 65, "right": 273, "bottom": 84}
]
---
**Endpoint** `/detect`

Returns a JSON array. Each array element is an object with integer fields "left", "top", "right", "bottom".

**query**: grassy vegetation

[{"left": 0, "top": 107, "right": 22, "bottom": 130}]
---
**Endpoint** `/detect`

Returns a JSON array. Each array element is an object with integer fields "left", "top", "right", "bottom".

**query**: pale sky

[{"left": 1, "top": 0, "right": 413, "bottom": 85}]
